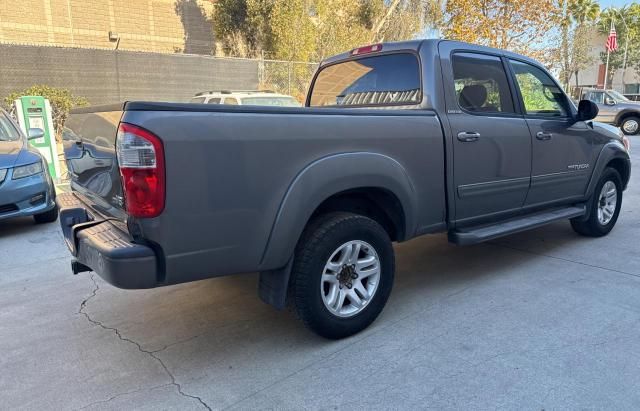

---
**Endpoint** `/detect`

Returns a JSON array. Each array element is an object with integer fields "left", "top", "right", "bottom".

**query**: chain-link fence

[{"left": 259, "top": 60, "right": 319, "bottom": 102}]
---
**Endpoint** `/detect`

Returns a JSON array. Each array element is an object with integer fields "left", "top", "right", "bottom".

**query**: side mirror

[
  {"left": 27, "top": 128, "right": 44, "bottom": 140},
  {"left": 605, "top": 97, "right": 616, "bottom": 106},
  {"left": 576, "top": 100, "right": 599, "bottom": 122}
]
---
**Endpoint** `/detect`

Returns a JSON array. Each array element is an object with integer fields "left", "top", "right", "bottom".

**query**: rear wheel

[
  {"left": 34, "top": 204, "right": 59, "bottom": 224},
  {"left": 621, "top": 116, "right": 640, "bottom": 136},
  {"left": 290, "top": 212, "right": 395, "bottom": 339},
  {"left": 571, "top": 167, "right": 622, "bottom": 237}
]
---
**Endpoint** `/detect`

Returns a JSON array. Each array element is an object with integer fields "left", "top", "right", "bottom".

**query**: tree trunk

[{"left": 371, "top": 0, "right": 402, "bottom": 42}]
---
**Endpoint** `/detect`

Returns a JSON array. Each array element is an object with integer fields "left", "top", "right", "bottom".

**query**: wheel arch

[
  {"left": 259, "top": 152, "right": 417, "bottom": 270},
  {"left": 607, "top": 157, "right": 631, "bottom": 190},
  {"left": 615, "top": 110, "right": 640, "bottom": 127},
  {"left": 586, "top": 141, "right": 631, "bottom": 196}
]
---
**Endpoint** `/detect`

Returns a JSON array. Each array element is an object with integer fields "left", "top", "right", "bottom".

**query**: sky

[{"left": 599, "top": 0, "right": 637, "bottom": 8}]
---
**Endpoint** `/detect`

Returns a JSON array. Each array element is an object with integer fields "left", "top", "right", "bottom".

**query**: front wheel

[
  {"left": 290, "top": 212, "right": 395, "bottom": 339},
  {"left": 621, "top": 116, "right": 640, "bottom": 136},
  {"left": 571, "top": 167, "right": 622, "bottom": 237}
]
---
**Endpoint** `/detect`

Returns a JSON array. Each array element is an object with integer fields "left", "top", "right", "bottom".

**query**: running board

[{"left": 448, "top": 205, "right": 586, "bottom": 246}]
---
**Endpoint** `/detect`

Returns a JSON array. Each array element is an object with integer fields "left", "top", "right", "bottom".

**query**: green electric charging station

[{"left": 14, "top": 96, "right": 61, "bottom": 180}]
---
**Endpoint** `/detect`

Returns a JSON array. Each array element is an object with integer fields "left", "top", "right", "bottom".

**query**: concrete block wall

[
  {"left": 0, "top": 44, "right": 259, "bottom": 105},
  {"left": 0, "top": 0, "right": 214, "bottom": 54}
]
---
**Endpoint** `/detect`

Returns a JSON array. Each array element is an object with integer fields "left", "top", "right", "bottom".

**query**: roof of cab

[{"left": 319, "top": 39, "right": 541, "bottom": 68}]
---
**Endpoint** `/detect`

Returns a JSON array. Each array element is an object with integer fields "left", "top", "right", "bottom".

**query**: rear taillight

[{"left": 116, "top": 123, "right": 165, "bottom": 218}]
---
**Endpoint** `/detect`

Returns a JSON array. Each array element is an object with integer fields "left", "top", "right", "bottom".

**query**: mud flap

[{"left": 258, "top": 257, "right": 293, "bottom": 310}]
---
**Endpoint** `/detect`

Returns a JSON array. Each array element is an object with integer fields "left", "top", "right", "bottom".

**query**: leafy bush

[{"left": 3, "top": 85, "right": 89, "bottom": 141}]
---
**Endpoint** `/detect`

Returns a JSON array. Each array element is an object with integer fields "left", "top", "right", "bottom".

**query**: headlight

[
  {"left": 0, "top": 168, "right": 7, "bottom": 182},
  {"left": 12, "top": 162, "right": 43, "bottom": 179}
]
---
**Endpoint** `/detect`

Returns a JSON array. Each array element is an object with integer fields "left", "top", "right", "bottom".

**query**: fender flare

[
  {"left": 614, "top": 109, "right": 640, "bottom": 126},
  {"left": 585, "top": 141, "right": 630, "bottom": 196},
  {"left": 259, "top": 152, "right": 418, "bottom": 270},
  {"left": 578, "top": 141, "right": 631, "bottom": 221}
]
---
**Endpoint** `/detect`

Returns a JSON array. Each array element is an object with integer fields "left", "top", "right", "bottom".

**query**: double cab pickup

[{"left": 58, "top": 40, "right": 631, "bottom": 339}]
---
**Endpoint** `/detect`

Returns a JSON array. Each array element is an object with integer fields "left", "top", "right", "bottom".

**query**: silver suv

[
  {"left": 583, "top": 89, "right": 640, "bottom": 135},
  {"left": 190, "top": 90, "right": 302, "bottom": 107}
]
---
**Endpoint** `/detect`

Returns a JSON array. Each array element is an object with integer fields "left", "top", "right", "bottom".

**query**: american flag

[{"left": 606, "top": 24, "right": 618, "bottom": 52}]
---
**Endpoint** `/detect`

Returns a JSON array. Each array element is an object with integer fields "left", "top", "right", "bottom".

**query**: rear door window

[
  {"left": 452, "top": 53, "right": 515, "bottom": 114},
  {"left": 309, "top": 53, "right": 421, "bottom": 107},
  {"left": 207, "top": 98, "right": 222, "bottom": 104},
  {"left": 224, "top": 98, "right": 239, "bottom": 105}
]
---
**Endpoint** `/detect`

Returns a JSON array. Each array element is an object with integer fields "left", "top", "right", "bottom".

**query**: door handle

[
  {"left": 536, "top": 131, "right": 552, "bottom": 141},
  {"left": 457, "top": 132, "right": 480, "bottom": 142}
]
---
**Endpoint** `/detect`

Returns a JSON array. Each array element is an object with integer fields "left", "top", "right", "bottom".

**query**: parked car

[
  {"left": 58, "top": 40, "right": 630, "bottom": 339},
  {"left": 582, "top": 89, "right": 640, "bottom": 135},
  {"left": 0, "top": 109, "right": 58, "bottom": 223},
  {"left": 190, "top": 90, "right": 302, "bottom": 107}
]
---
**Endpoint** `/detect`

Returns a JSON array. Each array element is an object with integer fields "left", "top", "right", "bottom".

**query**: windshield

[
  {"left": 0, "top": 113, "right": 22, "bottom": 142},
  {"left": 309, "top": 53, "right": 421, "bottom": 107},
  {"left": 241, "top": 97, "right": 301, "bottom": 107},
  {"left": 609, "top": 91, "right": 629, "bottom": 101}
]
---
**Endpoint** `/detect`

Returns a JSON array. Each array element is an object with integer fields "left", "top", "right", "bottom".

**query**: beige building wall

[
  {"left": 0, "top": 0, "right": 215, "bottom": 54},
  {"left": 572, "top": 32, "right": 640, "bottom": 93}
]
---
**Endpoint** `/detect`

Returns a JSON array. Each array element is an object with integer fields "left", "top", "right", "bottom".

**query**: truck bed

[{"left": 63, "top": 102, "right": 446, "bottom": 287}]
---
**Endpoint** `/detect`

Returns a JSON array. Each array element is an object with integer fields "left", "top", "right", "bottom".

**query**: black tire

[
  {"left": 34, "top": 204, "right": 59, "bottom": 224},
  {"left": 290, "top": 212, "right": 395, "bottom": 339},
  {"left": 571, "top": 167, "right": 622, "bottom": 237},
  {"left": 620, "top": 116, "right": 640, "bottom": 136}
]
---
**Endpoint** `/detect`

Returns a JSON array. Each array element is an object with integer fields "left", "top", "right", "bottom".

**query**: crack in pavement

[
  {"left": 75, "top": 383, "right": 172, "bottom": 411},
  {"left": 221, "top": 285, "right": 476, "bottom": 410},
  {"left": 77, "top": 275, "right": 212, "bottom": 411}
]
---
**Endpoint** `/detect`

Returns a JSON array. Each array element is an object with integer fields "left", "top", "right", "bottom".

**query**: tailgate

[{"left": 63, "top": 105, "right": 126, "bottom": 220}]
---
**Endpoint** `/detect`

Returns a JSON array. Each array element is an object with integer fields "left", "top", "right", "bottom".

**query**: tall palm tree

[
  {"left": 564, "top": 0, "right": 599, "bottom": 89},
  {"left": 569, "top": 0, "right": 599, "bottom": 24}
]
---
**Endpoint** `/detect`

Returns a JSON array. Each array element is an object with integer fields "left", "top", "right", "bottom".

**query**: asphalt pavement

[{"left": 1, "top": 143, "right": 639, "bottom": 410}]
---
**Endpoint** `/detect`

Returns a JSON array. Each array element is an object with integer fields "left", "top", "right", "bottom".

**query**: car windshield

[
  {"left": 0, "top": 113, "right": 21, "bottom": 142},
  {"left": 609, "top": 90, "right": 629, "bottom": 101},
  {"left": 241, "top": 97, "right": 301, "bottom": 107}
]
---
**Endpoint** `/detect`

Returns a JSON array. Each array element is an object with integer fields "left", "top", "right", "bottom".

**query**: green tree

[
  {"left": 598, "top": 5, "right": 640, "bottom": 88},
  {"left": 213, "top": 0, "right": 436, "bottom": 60},
  {"left": 561, "top": 0, "right": 599, "bottom": 90},
  {"left": 3, "top": 85, "right": 88, "bottom": 141},
  {"left": 443, "top": 0, "right": 561, "bottom": 61},
  {"left": 569, "top": 0, "right": 600, "bottom": 23}
]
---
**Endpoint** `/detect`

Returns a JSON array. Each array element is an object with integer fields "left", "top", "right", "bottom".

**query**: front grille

[{"left": 0, "top": 204, "right": 19, "bottom": 215}]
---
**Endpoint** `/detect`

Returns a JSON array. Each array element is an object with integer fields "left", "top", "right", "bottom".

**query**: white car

[{"left": 190, "top": 90, "right": 302, "bottom": 107}]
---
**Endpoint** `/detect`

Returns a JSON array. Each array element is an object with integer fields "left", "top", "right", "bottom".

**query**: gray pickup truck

[
  {"left": 58, "top": 40, "right": 631, "bottom": 339},
  {"left": 582, "top": 89, "right": 640, "bottom": 135}
]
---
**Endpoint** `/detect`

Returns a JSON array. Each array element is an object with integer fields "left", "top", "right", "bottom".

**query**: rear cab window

[{"left": 309, "top": 53, "right": 421, "bottom": 107}]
